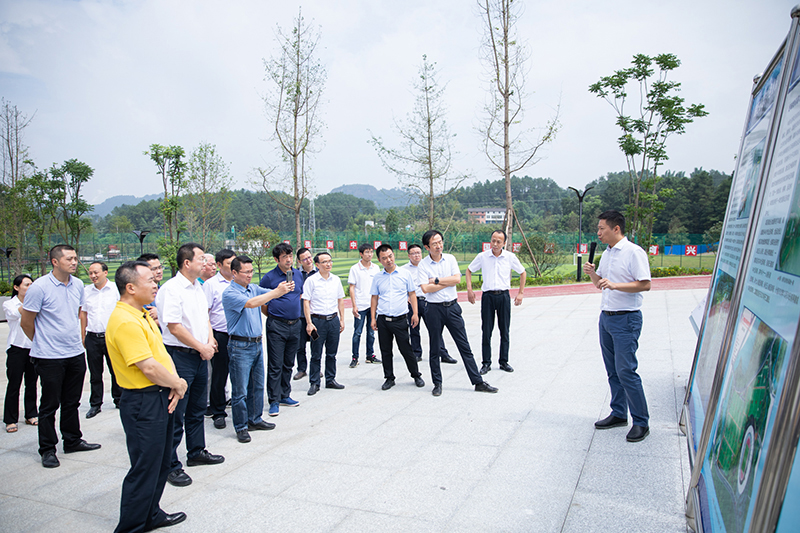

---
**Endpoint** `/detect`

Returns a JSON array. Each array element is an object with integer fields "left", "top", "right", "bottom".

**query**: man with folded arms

[
  {"left": 583, "top": 210, "right": 651, "bottom": 443},
  {"left": 401, "top": 244, "right": 455, "bottom": 364},
  {"left": 302, "top": 251, "right": 346, "bottom": 396},
  {"left": 106, "top": 261, "right": 188, "bottom": 532},
  {"left": 156, "top": 243, "right": 224, "bottom": 487},
  {"left": 223, "top": 255, "right": 290, "bottom": 443},
  {"left": 370, "top": 244, "right": 425, "bottom": 391},
  {"left": 81, "top": 260, "right": 121, "bottom": 418},
  {"left": 419, "top": 230, "right": 498, "bottom": 397},
  {"left": 466, "top": 229, "right": 527, "bottom": 375},
  {"left": 21, "top": 244, "right": 101, "bottom": 468}
]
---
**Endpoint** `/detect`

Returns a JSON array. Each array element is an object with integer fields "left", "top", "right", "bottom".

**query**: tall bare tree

[
  {"left": 258, "top": 8, "right": 326, "bottom": 249},
  {"left": 478, "top": 0, "right": 559, "bottom": 247},
  {"left": 1, "top": 99, "right": 35, "bottom": 272},
  {"left": 369, "top": 55, "right": 466, "bottom": 230},
  {"left": 185, "top": 142, "right": 233, "bottom": 248}
]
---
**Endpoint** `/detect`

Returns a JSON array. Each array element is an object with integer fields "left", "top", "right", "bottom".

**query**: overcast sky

[{"left": 1, "top": 0, "right": 795, "bottom": 205}]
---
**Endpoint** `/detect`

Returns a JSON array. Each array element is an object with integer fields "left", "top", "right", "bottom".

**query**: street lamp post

[
  {"left": 132, "top": 230, "right": 151, "bottom": 258},
  {"left": 568, "top": 186, "right": 594, "bottom": 281}
]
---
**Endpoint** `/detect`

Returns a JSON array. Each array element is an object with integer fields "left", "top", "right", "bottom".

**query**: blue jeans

[
  {"left": 598, "top": 311, "right": 649, "bottom": 427},
  {"left": 351, "top": 308, "right": 375, "bottom": 359},
  {"left": 310, "top": 316, "right": 341, "bottom": 386},
  {"left": 228, "top": 338, "right": 266, "bottom": 432},
  {"left": 166, "top": 346, "right": 208, "bottom": 470}
]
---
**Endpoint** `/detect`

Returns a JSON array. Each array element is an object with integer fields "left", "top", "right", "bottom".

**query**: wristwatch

[{"left": 434, "top": 277, "right": 439, "bottom": 285}]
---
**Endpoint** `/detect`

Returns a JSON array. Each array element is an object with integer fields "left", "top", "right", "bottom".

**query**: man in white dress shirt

[
  {"left": 583, "top": 210, "right": 651, "bottom": 443},
  {"left": 80, "top": 261, "right": 121, "bottom": 418},
  {"left": 302, "top": 252, "right": 346, "bottom": 396},
  {"left": 418, "top": 230, "right": 498, "bottom": 397},
  {"left": 347, "top": 243, "right": 381, "bottom": 367},
  {"left": 466, "top": 230, "right": 527, "bottom": 374},
  {"left": 156, "top": 243, "right": 225, "bottom": 487}
]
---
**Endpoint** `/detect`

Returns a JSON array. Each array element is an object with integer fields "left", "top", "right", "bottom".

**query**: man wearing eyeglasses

[
  {"left": 292, "top": 247, "right": 318, "bottom": 381},
  {"left": 138, "top": 253, "right": 163, "bottom": 325}
]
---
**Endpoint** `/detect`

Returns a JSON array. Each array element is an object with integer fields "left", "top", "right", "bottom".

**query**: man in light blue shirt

[{"left": 370, "top": 244, "right": 424, "bottom": 391}]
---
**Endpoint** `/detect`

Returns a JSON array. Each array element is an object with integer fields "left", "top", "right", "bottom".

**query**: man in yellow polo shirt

[{"left": 106, "top": 261, "right": 189, "bottom": 532}]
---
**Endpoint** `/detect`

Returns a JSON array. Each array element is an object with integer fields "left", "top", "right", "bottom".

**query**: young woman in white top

[{"left": 3, "top": 274, "right": 38, "bottom": 433}]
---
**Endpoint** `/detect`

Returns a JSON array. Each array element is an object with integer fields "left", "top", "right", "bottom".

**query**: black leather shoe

[
  {"left": 499, "top": 363, "right": 514, "bottom": 372},
  {"left": 41, "top": 451, "right": 60, "bottom": 468},
  {"left": 149, "top": 511, "right": 187, "bottom": 530},
  {"left": 414, "top": 376, "right": 425, "bottom": 387},
  {"left": 432, "top": 384, "right": 442, "bottom": 396},
  {"left": 308, "top": 383, "right": 319, "bottom": 396},
  {"left": 479, "top": 364, "right": 490, "bottom": 375},
  {"left": 248, "top": 420, "right": 276, "bottom": 431},
  {"left": 167, "top": 469, "right": 192, "bottom": 487},
  {"left": 86, "top": 406, "right": 101, "bottom": 419},
  {"left": 213, "top": 417, "right": 226, "bottom": 429},
  {"left": 475, "top": 381, "right": 498, "bottom": 393},
  {"left": 441, "top": 354, "right": 457, "bottom": 364},
  {"left": 366, "top": 355, "right": 381, "bottom": 364},
  {"left": 293, "top": 370, "right": 307, "bottom": 380},
  {"left": 595, "top": 414, "right": 628, "bottom": 430},
  {"left": 326, "top": 380, "right": 345, "bottom": 389},
  {"left": 236, "top": 429, "right": 251, "bottom": 443},
  {"left": 416, "top": 355, "right": 422, "bottom": 362},
  {"left": 186, "top": 449, "right": 225, "bottom": 466},
  {"left": 626, "top": 425, "right": 650, "bottom": 442},
  {"left": 64, "top": 439, "right": 101, "bottom": 453},
  {"left": 381, "top": 379, "right": 395, "bottom": 390}
]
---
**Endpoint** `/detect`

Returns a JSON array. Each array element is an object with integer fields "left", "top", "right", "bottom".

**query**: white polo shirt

[
  {"left": 419, "top": 253, "right": 460, "bottom": 304},
  {"left": 156, "top": 271, "right": 210, "bottom": 348},
  {"left": 400, "top": 262, "right": 425, "bottom": 298},
  {"left": 596, "top": 237, "right": 651, "bottom": 311},
  {"left": 203, "top": 272, "right": 232, "bottom": 333},
  {"left": 347, "top": 261, "right": 379, "bottom": 311},
  {"left": 83, "top": 280, "right": 120, "bottom": 333},
  {"left": 468, "top": 249, "right": 526, "bottom": 291},
  {"left": 302, "top": 272, "right": 345, "bottom": 315}
]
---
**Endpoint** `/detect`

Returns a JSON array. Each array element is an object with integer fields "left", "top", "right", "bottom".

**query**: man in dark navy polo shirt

[{"left": 259, "top": 243, "right": 304, "bottom": 417}]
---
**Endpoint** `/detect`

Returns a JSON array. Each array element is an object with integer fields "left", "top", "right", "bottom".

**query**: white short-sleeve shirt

[
  {"left": 156, "top": 271, "right": 210, "bottom": 348},
  {"left": 347, "top": 261, "right": 379, "bottom": 311},
  {"left": 419, "top": 253, "right": 460, "bottom": 303},
  {"left": 83, "top": 281, "right": 120, "bottom": 333},
  {"left": 400, "top": 262, "right": 425, "bottom": 298},
  {"left": 203, "top": 272, "right": 232, "bottom": 333},
  {"left": 467, "top": 249, "right": 526, "bottom": 291},
  {"left": 596, "top": 237, "right": 651, "bottom": 311},
  {"left": 302, "top": 273, "right": 345, "bottom": 315}
]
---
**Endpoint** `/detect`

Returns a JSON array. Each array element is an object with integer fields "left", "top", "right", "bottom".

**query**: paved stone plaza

[{"left": 0, "top": 279, "right": 707, "bottom": 532}]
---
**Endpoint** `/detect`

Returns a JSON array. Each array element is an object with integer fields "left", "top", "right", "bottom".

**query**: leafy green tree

[
  {"left": 50, "top": 159, "right": 94, "bottom": 248},
  {"left": 185, "top": 142, "right": 233, "bottom": 248},
  {"left": 258, "top": 8, "right": 326, "bottom": 248},
  {"left": 108, "top": 214, "right": 134, "bottom": 235},
  {"left": 19, "top": 168, "right": 61, "bottom": 274},
  {"left": 478, "top": 0, "right": 560, "bottom": 247},
  {"left": 145, "top": 144, "right": 186, "bottom": 274},
  {"left": 384, "top": 208, "right": 400, "bottom": 233},
  {"left": 369, "top": 55, "right": 465, "bottom": 229},
  {"left": 589, "top": 53, "right": 708, "bottom": 244},
  {"left": 240, "top": 225, "right": 278, "bottom": 277}
]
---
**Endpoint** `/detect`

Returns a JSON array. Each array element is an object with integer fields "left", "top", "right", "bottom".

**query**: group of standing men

[{"left": 12, "top": 209, "right": 652, "bottom": 532}]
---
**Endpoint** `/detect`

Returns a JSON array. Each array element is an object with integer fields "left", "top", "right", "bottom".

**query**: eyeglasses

[
  {"left": 239, "top": 270, "right": 255, "bottom": 276},
  {"left": 151, "top": 265, "right": 163, "bottom": 271},
  {"left": 318, "top": 260, "right": 333, "bottom": 265}
]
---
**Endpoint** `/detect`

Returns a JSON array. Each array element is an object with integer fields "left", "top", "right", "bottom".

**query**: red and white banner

[
  {"left": 304, "top": 240, "right": 312, "bottom": 248},
  {"left": 349, "top": 241, "right": 358, "bottom": 250},
  {"left": 649, "top": 245, "right": 659, "bottom": 255},
  {"left": 511, "top": 242, "right": 521, "bottom": 253},
  {"left": 686, "top": 245, "right": 698, "bottom": 256},
  {"left": 326, "top": 240, "right": 334, "bottom": 249},
  {"left": 577, "top": 243, "right": 588, "bottom": 254},
  {"left": 283, "top": 240, "right": 290, "bottom": 245},
  {"left": 398, "top": 241, "right": 407, "bottom": 250},
  {"left": 482, "top": 242, "right": 491, "bottom": 252},
  {"left": 373, "top": 241, "right": 381, "bottom": 249}
]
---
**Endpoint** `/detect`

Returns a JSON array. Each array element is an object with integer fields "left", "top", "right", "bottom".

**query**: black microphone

[{"left": 588, "top": 242, "right": 597, "bottom": 264}]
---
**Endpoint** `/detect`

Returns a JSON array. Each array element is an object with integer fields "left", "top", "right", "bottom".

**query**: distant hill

[
  {"left": 93, "top": 193, "right": 161, "bottom": 218},
  {"left": 329, "top": 184, "right": 412, "bottom": 209}
]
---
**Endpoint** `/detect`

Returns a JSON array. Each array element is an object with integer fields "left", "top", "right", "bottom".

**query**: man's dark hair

[
  {"left": 177, "top": 242, "right": 204, "bottom": 270},
  {"left": 272, "top": 242, "right": 293, "bottom": 260},
  {"left": 598, "top": 210, "right": 625, "bottom": 234},
  {"left": 491, "top": 229, "right": 507, "bottom": 243},
  {"left": 297, "top": 247, "right": 311, "bottom": 259},
  {"left": 407, "top": 244, "right": 422, "bottom": 253},
  {"left": 313, "top": 251, "right": 331, "bottom": 264},
  {"left": 375, "top": 243, "right": 393, "bottom": 258},
  {"left": 11, "top": 274, "right": 33, "bottom": 298},
  {"left": 422, "top": 230, "right": 443, "bottom": 247},
  {"left": 231, "top": 255, "right": 253, "bottom": 272},
  {"left": 358, "top": 243, "right": 373, "bottom": 254},
  {"left": 115, "top": 260, "right": 152, "bottom": 293},
  {"left": 137, "top": 253, "right": 160, "bottom": 262},
  {"left": 90, "top": 261, "right": 108, "bottom": 272},
  {"left": 215, "top": 249, "right": 236, "bottom": 264},
  {"left": 49, "top": 244, "right": 75, "bottom": 263}
]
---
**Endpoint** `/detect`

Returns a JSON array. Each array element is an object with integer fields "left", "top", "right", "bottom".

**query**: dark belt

[
  {"left": 379, "top": 314, "right": 406, "bottom": 322},
  {"left": 268, "top": 316, "right": 299, "bottom": 325},
  {"left": 311, "top": 313, "right": 338, "bottom": 321},
  {"left": 121, "top": 384, "right": 164, "bottom": 393},
  {"left": 86, "top": 331, "right": 105, "bottom": 338},
  {"left": 483, "top": 290, "right": 508, "bottom": 295},
  {"left": 603, "top": 310, "right": 636, "bottom": 316},
  {"left": 429, "top": 299, "right": 457, "bottom": 307},
  {"left": 165, "top": 345, "right": 200, "bottom": 355},
  {"left": 230, "top": 334, "right": 262, "bottom": 343},
  {"left": 417, "top": 296, "right": 426, "bottom": 301}
]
